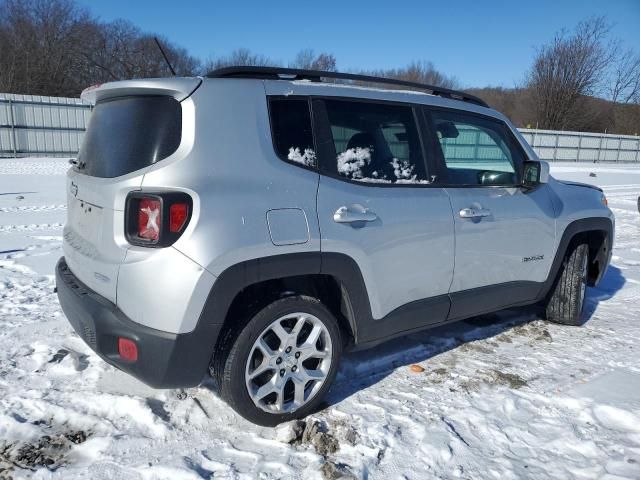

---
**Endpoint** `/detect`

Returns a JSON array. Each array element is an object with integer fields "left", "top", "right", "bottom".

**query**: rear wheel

[
  {"left": 213, "top": 296, "right": 342, "bottom": 426},
  {"left": 545, "top": 243, "right": 590, "bottom": 326}
]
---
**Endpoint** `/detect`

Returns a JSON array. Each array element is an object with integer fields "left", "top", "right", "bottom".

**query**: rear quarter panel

[{"left": 141, "top": 79, "right": 321, "bottom": 278}]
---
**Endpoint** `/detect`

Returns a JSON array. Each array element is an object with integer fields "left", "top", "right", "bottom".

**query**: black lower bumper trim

[{"left": 55, "top": 257, "right": 222, "bottom": 389}]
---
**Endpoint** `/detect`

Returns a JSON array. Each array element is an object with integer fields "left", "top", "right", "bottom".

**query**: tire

[
  {"left": 545, "top": 243, "right": 590, "bottom": 326},
  {"left": 212, "top": 295, "right": 342, "bottom": 426}
]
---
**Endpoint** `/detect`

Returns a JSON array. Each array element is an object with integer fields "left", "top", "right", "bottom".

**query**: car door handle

[
  {"left": 333, "top": 205, "right": 378, "bottom": 223},
  {"left": 459, "top": 207, "right": 491, "bottom": 218}
]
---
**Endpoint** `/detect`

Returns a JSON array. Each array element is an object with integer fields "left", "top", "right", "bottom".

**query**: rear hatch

[{"left": 63, "top": 77, "right": 201, "bottom": 302}]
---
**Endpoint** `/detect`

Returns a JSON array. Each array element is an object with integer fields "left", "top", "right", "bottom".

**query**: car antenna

[{"left": 154, "top": 37, "right": 176, "bottom": 76}]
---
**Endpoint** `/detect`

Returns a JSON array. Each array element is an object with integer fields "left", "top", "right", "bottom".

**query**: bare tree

[
  {"left": 362, "top": 61, "right": 458, "bottom": 89},
  {"left": 0, "top": 0, "right": 93, "bottom": 96},
  {"left": 86, "top": 21, "right": 199, "bottom": 80},
  {"left": 0, "top": 0, "right": 200, "bottom": 95},
  {"left": 289, "top": 49, "right": 337, "bottom": 71},
  {"left": 610, "top": 48, "right": 640, "bottom": 104},
  {"left": 203, "top": 48, "right": 279, "bottom": 73},
  {"left": 394, "top": 61, "right": 458, "bottom": 89},
  {"left": 527, "top": 16, "right": 616, "bottom": 130}
]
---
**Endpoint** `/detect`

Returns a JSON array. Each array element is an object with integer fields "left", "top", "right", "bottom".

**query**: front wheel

[
  {"left": 545, "top": 243, "right": 590, "bottom": 326},
  {"left": 213, "top": 296, "right": 342, "bottom": 426}
]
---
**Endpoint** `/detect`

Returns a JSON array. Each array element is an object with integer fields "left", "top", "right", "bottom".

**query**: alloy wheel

[{"left": 244, "top": 312, "right": 333, "bottom": 413}]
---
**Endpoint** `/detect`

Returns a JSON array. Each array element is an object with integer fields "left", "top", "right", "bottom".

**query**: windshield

[{"left": 78, "top": 95, "right": 182, "bottom": 178}]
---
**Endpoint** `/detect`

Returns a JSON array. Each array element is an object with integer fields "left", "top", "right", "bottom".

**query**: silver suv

[{"left": 56, "top": 67, "right": 614, "bottom": 426}]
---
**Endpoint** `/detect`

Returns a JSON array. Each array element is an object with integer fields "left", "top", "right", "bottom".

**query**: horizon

[{"left": 74, "top": 0, "right": 640, "bottom": 89}]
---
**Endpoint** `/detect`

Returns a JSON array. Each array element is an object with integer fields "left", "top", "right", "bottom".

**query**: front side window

[
  {"left": 323, "top": 100, "right": 428, "bottom": 184},
  {"left": 429, "top": 110, "right": 523, "bottom": 186},
  {"left": 269, "top": 98, "right": 316, "bottom": 167}
]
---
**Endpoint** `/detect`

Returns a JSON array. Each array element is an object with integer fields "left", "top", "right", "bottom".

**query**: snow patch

[
  {"left": 391, "top": 157, "right": 415, "bottom": 181},
  {"left": 0, "top": 157, "right": 70, "bottom": 175},
  {"left": 287, "top": 147, "right": 316, "bottom": 166},
  {"left": 0, "top": 158, "right": 638, "bottom": 478},
  {"left": 592, "top": 405, "right": 640, "bottom": 433},
  {"left": 337, "top": 147, "right": 372, "bottom": 179}
]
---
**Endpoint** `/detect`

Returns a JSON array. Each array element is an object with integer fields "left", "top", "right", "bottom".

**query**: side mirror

[{"left": 523, "top": 160, "right": 549, "bottom": 187}]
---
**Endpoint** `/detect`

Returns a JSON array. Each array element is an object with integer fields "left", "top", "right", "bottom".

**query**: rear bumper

[{"left": 56, "top": 257, "right": 221, "bottom": 389}]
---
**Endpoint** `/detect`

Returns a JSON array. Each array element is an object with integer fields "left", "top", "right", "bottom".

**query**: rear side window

[
  {"left": 78, "top": 96, "right": 182, "bottom": 178},
  {"left": 323, "top": 100, "right": 428, "bottom": 184},
  {"left": 269, "top": 98, "right": 316, "bottom": 167},
  {"left": 429, "top": 110, "right": 523, "bottom": 186}
]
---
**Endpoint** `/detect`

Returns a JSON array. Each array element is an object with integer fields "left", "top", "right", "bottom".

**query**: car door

[
  {"left": 314, "top": 98, "right": 455, "bottom": 339},
  {"left": 424, "top": 107, "right": 556, "bottom": 320}
]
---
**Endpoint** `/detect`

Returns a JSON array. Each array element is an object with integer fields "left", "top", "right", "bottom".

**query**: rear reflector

[
  {"left": 169, "top": 203, "right": 188, "bottom": 233},
  {"left": 138, "top": 198, "right": 161, "bottom": 240},
  {"left": 118, "top": 338, "right": 138, "bottom": 362}
]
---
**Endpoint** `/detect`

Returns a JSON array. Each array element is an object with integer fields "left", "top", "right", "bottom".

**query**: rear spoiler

[{"left": 81, "top": 77, "right": 203, "bottom": 104}]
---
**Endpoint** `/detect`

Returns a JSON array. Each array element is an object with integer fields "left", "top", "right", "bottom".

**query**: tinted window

[
  {"left": 324, "top": 100, "right": 428, "bottom": 184},
  {"left": 269, "top": 98, "right": 315, "bottom": 167},
  {"left": 429, "top": 110, "right": 522, "bottom": 186},
  {"left": 78, "top": 96, "right": 181, "bottom": 178}
]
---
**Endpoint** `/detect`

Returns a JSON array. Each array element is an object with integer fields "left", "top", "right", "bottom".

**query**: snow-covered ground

[{"left": 1, "top": 158, "right": 640, "bottom": 480}]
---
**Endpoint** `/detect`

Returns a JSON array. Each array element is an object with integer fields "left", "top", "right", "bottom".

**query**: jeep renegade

[{"left": 56, "top": 67, "right": 614, "bottom": 426}]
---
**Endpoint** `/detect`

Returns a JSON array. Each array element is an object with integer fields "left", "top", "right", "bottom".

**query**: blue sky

[{"left": 76, "top": 0, "right": 640, "bottom": 88}]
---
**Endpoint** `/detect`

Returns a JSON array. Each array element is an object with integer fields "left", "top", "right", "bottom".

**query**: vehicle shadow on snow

[
  {"left": 583, "top": 264, "right": 625, "bottom": 322},
  {"left": 324, "top": 308, "right": 537, "bottom": 408},
  {"left": 323, "top": 265, "right": 626, "bottom": 409}
]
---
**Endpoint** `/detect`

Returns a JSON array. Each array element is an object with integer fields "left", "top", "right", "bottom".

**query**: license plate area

[{"left": 69, "top": 197, "right": 104, "bottom": 246}]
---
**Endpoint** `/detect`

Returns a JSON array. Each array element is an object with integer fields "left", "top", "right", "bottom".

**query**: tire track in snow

[
  {"left": 0, "top": 222, "right": 64, "bottom": 233},
  {"left": 0, "top": 204, "right": 66, "bottom": 213},
  {"left": 0, "top": 159, "right": 70, "bottom": 176}
]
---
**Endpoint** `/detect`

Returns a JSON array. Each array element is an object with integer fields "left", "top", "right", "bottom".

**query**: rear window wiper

[{"left": 68, "top": 158, "right": 86, "bottom": 169}]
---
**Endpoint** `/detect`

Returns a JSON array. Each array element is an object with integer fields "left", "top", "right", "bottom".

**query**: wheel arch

[
  {"left": 198, "top": 252, "right": 373, "bottom": 363},
  {"left": 540, "top": 216, "right": 613, "bottom": 300}
]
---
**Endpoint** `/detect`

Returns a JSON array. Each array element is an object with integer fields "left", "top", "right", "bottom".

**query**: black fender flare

[
  {"left": 197, "top": 252, "right": 323, "bottom": 327},
  {"left": 196, "top": 251, "right": 449, "bottom": 347},
  {"left": 537, "top": 216, "right": 614, "bottom": 301},
  {"left": 196, "top": 252, "right": 372, "bottom": 334}
]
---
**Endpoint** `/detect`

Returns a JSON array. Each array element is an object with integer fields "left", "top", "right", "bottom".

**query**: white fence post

[
  {"left": 8, "top": 98, "right": 17, "bottom": 158},
  {"left": 577, "top": 136, "right": 582, "bottom": 162}
]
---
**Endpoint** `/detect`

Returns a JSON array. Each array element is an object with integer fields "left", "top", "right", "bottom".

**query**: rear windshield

[{"left": 78, "top": 96, "right": 182, "bottom": 178}]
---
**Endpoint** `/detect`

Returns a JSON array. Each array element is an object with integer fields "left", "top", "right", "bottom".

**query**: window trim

[
  {"left": 422, "top": 106, "right": 530, "bottom": 188},
  {"left": 266, "top": 95, "right": 318, "bottom": 173},
  {"left": 311, "top": 96, "right": 434, "bottom": 189},
  {"left": 266, "top": 94, "right": 532, "bottom": 190}
]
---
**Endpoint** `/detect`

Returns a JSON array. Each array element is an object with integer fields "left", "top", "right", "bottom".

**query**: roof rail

[{"left": 207, "top": 66, "right": 489, "bottom": 108}]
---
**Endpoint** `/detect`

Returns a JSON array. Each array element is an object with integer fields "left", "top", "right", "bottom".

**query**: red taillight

[
  {"left": 118, "top": 338, "right": 138, "bottom": 362},
  {"left": 126, "top": 192, "right": 191, "bottom": 247},
  {"left": 138, "top": 198, "right": 161, "bottom": 240},
  {"left": 169, "top": 203, "right": 188, "bottom": 233}
]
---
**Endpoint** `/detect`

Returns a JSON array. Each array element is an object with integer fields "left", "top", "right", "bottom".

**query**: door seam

[{"left": 443, "top": 187, "right": 457, "bottom": 294}]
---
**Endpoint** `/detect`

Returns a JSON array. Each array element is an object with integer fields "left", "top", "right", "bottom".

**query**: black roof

[{"left": 206, "top": 66, "right": 489, "bottom": 108}]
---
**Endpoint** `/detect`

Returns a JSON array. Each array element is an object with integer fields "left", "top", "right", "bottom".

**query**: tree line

[
  {"left": 470, "top": 17, "right": 640, "bottom": 135},
  {"left": 1, "top": 0, "right": 638, "bottom": 135}
]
